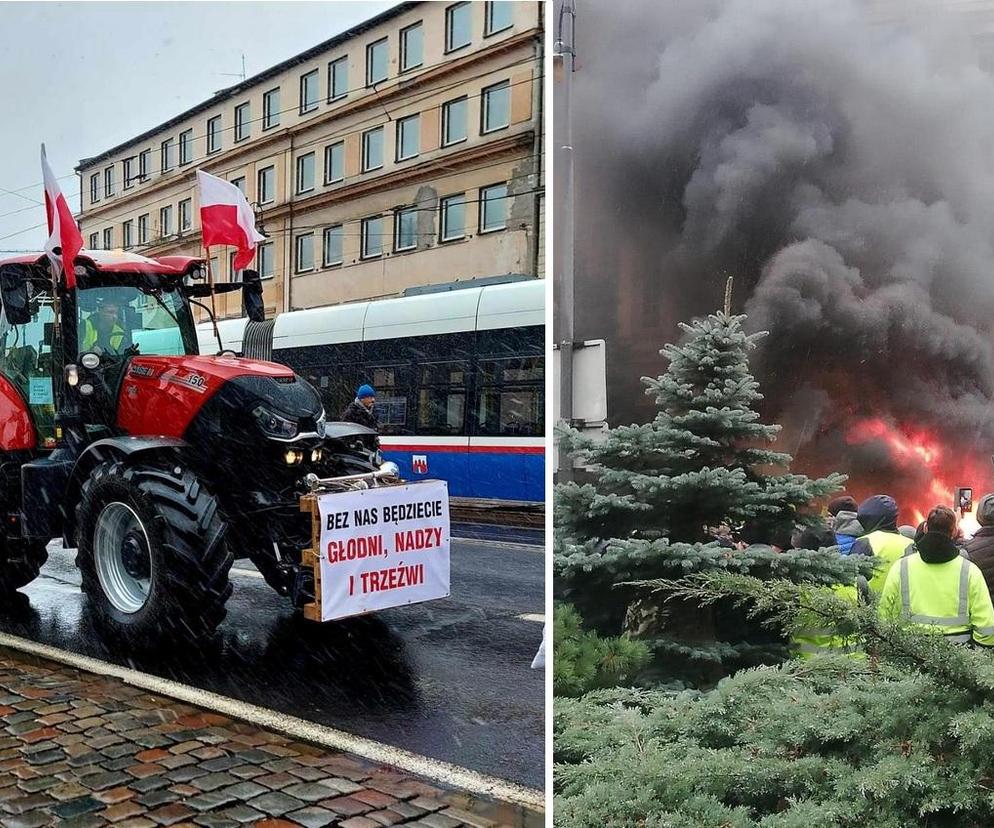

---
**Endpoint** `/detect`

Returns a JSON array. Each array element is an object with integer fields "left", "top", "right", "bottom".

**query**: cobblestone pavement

[{"left": 0, "top": 647, "right": 541, "bottom": 828}]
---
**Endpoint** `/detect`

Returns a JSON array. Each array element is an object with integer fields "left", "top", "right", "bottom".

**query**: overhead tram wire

[{"left": 0, "top": 151, "right": 544, "bottom": 250}]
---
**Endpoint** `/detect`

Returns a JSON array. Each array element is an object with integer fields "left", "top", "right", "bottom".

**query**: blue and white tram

[{"left": 197, "top": 279, "right": 545, "bottom": 503}]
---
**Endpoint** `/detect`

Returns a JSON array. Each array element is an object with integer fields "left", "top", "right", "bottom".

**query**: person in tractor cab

[
  {"left": 81, "top": 299, "right": 125, "bottom": 354},
  {"left": 340, "top": 384, "right": 378, "bottom": 431}
]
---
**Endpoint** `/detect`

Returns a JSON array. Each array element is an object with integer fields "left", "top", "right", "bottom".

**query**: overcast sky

[{"left": 0, "top": 0, "right": 395, "bottom": 252}]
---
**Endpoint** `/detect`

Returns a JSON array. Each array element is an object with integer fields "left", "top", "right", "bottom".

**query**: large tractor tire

[
  {"left": 0, "top": 540, "right": 47, "bottom": 593},
  {"left": 75, "top": 460, "right": 233, "bottom": 643}
]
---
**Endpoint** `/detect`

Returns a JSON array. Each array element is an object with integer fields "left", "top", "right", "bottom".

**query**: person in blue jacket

[{"left": 829, "top": 496, "right": 862, "bottom": 555}]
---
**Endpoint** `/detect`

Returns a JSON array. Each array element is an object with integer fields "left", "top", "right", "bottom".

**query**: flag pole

[{"left": 201, "top": 238, "right": 222, "bottom": 354}]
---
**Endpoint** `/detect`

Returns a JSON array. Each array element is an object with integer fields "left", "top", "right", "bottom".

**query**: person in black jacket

[
  {"left": 340, "top": 384, "right": 378, "bottom": 431},
  {"left": 963, "top": 493, "right": 994, "bottom": 593}
]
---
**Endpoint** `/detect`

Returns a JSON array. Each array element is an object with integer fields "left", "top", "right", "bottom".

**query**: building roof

[{"left": 76, "top": 1, "right": 418, "bottom": 172}]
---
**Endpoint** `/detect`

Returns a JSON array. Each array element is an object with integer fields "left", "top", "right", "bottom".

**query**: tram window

[
  {"left": 479, "top": 355, "right": 543, "bottom": 383},
  {"left": 475, "top": 388, "right": 542, "bottom": 436},
  {"left": 474, "top": 355, "right": 543, "bottom": 437},
  {"left": 364, "top": 363, "right": 412, "bottom": 434},
  {"left": 416, "top": 360, "right": 468, "bottom": 434}
]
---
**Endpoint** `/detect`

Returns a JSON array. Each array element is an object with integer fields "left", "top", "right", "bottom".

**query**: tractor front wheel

[
  {"left": 0, "top": 539, "right": 47, "bottom": 593},
  {"left": 76, "top": 461, "right": 233, "bottom": 643}
]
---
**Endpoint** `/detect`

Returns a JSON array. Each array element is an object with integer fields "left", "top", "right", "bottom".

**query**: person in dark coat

[
  {"left": 340, "top": 384, "right": 378, "bottom": 431},
  {"left": 828, "top": 495, "right": 862, "bottom": 555},
  {"left": 794, "top": 522, "right": 837, "bottom": 550},
  {"left": 963, "top": 493, "right": 994, "bottom": 592}
]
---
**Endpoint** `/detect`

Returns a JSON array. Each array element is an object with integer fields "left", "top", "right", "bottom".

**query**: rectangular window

[
  {"left": 479, "top": 183, "right": 508, "bottom": 232},
  {"left": 159, "top": 205, "right": 173, "bottom": 237},
  {"left": 295, "top": 233, "right": 314, "bottom": 272},
  {"left": 299, "top": 69, "right": 319, "bottom": 113},
  {"left": 361, "top": 215, "right": 384, "bottom": 259},
  {"left": 442, "top": 97, "right": 468, "bottom": 146},
  {"left": 123, "top": 157, "right": 134, "bottom": 190},
  {"left": 366, "top": 38, "right": 388, "bottom": 86},
  {"left": 89, "top": 173, "right": 100, "bottom": 204},
  {"left": 138, "top": 149, "right": 150, "bottom": 182},
  {"left": 138, "top": 214, "right": 149, "bottom": 244},
  {"left": 234, "top": 102, "right": 250, "bottom": 142},
  {"left": 229, "top": 250, "right": 241, "bottom": 282},
  {"left": 88, "top": 232, "right": 98, "bottom": 249},
  {"left": 485, "top": 1, "right": 513, "bottom": 35},
  {"left": 210, "top": 256, "right": 220, "bottom": 282},
  {"left": 440, "top": 194, "right": 465, "bottom": 241},
  {"left": 446, "top": 3, "right": 472, "bottom": 52},
  {"left": 394, "top": 206, "right": 417, "bottom": 252},
  {"left": 122, "top": 220, "right": 133, "bottom": 249},
  {"left": 207, "top": 115, "right": 222, "bottom": 154},
  {"left": 231, "top": 176, "right": 246, "bottom": 194},
  {"left": 161, "top": 138, "right": 174, "bottom": 172},
  {"left": 329, "top": 55, "right": 348, "bottom": 101},
  {"left": 104, "top": 166, "right": 114, "bottom": 197},
  {"left": 400, "top": 22, "right": 423, "bottom": 72},
  {"left": 396, "top": 114, "right": 419, "bottom": 162},
  {"left": 416, "top": 361, "right": 468, "bottom": 435},
  {"left": 295, "top": 153, "right": 315, "bottom": 194},
  {"left": 179, "top": 129, "right": 193, "bottom": 165},
  {"left": 263, "top": 87, "right": 281, "bottom": 129},
  {"left": 179, "top": 199, "right": 192, "bottom": 232},
  {"left": 323, "top": 225, "right": 343, "bottom": 266},
  {"left": 259, "top": 241, "right": 274, "bottom": 278},
  {"left": 103, "top": 227, "right": 113, "bottom": 249},
  {"left": 482, "top": 80, "right": 511, "bottom": 133},
  {"left": 475, "top": 356, "right": 544, "bottom": 436},
  {"left": 324, "top": 141, "right": 344, "bottom": 184},
  {"left": 362, "top": 127, "right": 384, "bottom": 172},
  {"left": 258, "top": 165, "right": 275, "bottom": 204}
]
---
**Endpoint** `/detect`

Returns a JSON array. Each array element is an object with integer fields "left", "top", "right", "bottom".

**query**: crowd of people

[{"left": 804, "top": 493, "right": 994, "bottom": 652}]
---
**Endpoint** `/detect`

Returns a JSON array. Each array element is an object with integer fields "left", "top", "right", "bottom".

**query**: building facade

[{"left": 75, "top": 1, "right": 544, "bottom": 319}]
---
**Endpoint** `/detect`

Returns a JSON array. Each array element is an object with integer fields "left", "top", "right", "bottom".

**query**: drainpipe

[
  {"left": 283, "top": 131, "right": 295, "bottom": 315},
  {"left": 531, "top": 3, "right": 544, "bottom": 282}
]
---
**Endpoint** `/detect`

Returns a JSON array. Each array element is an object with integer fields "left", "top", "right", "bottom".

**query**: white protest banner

[{"left": 317, "top": 480, "right": 450, "bottom": 621}]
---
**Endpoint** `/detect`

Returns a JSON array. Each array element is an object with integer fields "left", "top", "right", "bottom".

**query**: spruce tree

[
  {"left": 555, "top": 310, "right": 850, "bottom": 684},
  {"left": 555, "top": 574, "right": 994, "bottom": 827}
]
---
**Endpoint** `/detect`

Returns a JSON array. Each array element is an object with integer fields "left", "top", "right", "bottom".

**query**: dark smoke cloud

[{"left": 568, "top": 0, "right": 994, "bottom": 504}]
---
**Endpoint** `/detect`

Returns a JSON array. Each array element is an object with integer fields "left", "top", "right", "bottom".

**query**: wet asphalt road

[{"left": 0, "top": 533, "right": 545, "bottom": 789}]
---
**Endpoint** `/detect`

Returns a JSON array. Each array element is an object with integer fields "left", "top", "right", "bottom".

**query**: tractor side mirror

[
  {"left": 242, "top": 269, "right": 265, "bottom": 323},
  {"left": 0, "top": 265, "right": 33, "bottom": 325}
]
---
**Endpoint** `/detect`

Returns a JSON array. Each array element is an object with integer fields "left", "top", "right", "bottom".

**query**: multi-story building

[{"left": 75, "top": 1, "right": 544, "bottom": 319}]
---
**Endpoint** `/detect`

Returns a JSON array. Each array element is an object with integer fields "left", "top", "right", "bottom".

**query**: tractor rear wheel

[
  {"left": 0, "top": 539, "right": 47, "bottom": 593},
  {"left": 75, "top": 460, "right": 233, "bottom": 643}
]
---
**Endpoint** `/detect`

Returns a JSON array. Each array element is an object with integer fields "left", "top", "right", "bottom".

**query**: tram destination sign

[{"left": 317, "top": 480, "right": 450, "bottom": 621}]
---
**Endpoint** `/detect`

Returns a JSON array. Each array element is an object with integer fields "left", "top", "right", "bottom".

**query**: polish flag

[
  {"left": 196, "top": 170, "right": 266, "bottom": 274},
  {"left": 41, "top": 144, "right": 83, "bottom": 289}
]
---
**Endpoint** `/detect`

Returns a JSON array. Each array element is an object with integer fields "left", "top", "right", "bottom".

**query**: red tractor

[{"left": 0, "top": 249, "right": 395, "bottom": 642}]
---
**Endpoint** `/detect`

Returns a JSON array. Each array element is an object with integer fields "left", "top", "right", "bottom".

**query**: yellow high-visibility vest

[
  {"left": 860, "top": 530, "right": 913, "bottom": 593},
  {"left": 792, "top": 583, "right": 865, "bottom": 659},
  {"left": 878, "top": 552, "right": 994, "bottom": 646},
  {"left": 82, "top": 317, "right": 124, "bottom": 352}
]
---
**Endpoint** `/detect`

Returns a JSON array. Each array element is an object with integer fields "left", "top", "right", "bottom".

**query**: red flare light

[{"left": 844, "top": 417, "right": 985, "bottom": 537}]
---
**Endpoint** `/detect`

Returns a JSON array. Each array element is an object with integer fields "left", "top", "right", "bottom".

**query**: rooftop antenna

[{"left": 217, "top": 53, "right": 247, "bottom": 84}]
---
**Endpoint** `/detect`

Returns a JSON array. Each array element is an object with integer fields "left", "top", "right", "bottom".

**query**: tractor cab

[{"left": 0, "top": 250, "right": 264, "bottom": 447}]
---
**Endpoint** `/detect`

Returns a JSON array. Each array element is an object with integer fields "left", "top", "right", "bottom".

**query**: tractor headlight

[
  {"left": 252, "top": 405, "right": 299, "bottom": 440},
  {"left": 310, "top": 448, "right": 323, "bottom": 463},
  {"left": 284, "top": 449, "right": 303, "bottom": 465}
]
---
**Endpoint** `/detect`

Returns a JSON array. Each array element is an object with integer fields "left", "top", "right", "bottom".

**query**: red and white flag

[
  {"left": 41, "top": 144, "right": 83, "bottom": 289},
  {"left": 196, "top": 170, "right": 266, "bottom": 274}
]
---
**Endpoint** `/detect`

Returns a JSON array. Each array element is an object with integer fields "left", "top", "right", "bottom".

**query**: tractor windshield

[{"left": 77, "top": 285, "right": 196, "bottom": 358}]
